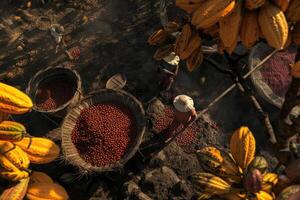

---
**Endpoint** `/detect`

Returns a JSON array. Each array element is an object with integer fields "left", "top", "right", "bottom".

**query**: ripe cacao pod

[
  {"left": 14, "top": 137, "right": 60, "bottom": 164},
  {"left": 244, "top": 168, "right": 263, "bottom": 193},
  {"left": 0, "top": 168, "right": 29, "bottom": 182},
  {"left": 186, "top": 47, "right": 203, "bottom": 72},
  {"left": 230, "top": 126, "right": 256, "bottom": 171},
  {"left": 0, "top": 82, "right": 33, "bottom": 114},
  {"left": 192, "top": 0, "right": 235, "bottom": 29},
  {"left": 175, "top": 0, "right": 205, "bottom": 14},
  {"left": 196, "top": 146, "right": 242, "bottom": 183},
  {"left": 148, "top": 29, "right": 168, "bottom": 46},
  {"left": 276, "top": 185, "right": 300, "bottom": 200},
  {"left": 30, "top": 171, "right": 53, "bottom": 184},
  {"left": 26, "top": 182, "right": 69, "bottom": 200},
  {"left": 190, "top": 172, "right": 232, "bottom": 195},
  {"left": 0, "top": 141, "right": 29, "bottom": 170},
  {"left": 253, "top": 190, "right": 274, "bottom": 200},
  {"left": 292, "top": 22, "right": 300, "bottom": 45},
  {"left": 0, "top": 121, "right": 26, "bottom": 142},
  {"left": 247, "top": 156, "right": 268, "bottom": 175},
  {"left": 0, "top": 177, "right": 29, "bottom": 200},
  {"left": 285, "top": 158, "right": 300, "bottom": 183},
  {"left": 179, "top": 32, "right": 201, "bottom": 60},
  {"left": 245, "top": 0, "right": 266, "bottom": 10},
  {"left": 153, "top": 44, "right": 174, "bottom": 61},
  {"left": 240, "top": 10, "right": 260, "bottom": 49},
  {"left": 258, "top": 3, "right": 288, "bottom": 50},
  {"left": 175, "top": 24, "right": 192, "bottom": 56},
  {"left": 262, "top": 173, "right": 279, "bottom": 193},
  {"left": 286, "top": 0, "right": 300, "bottom": 22},
  {"left": 271, "top": 0, "right": 290, "bottom": 11},
  {"left": 219, "top": 0, "right": 243, "bottom": 48}
]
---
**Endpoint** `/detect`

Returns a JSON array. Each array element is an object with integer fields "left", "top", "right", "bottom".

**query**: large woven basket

[{"left": 61, "top": 89, "right": 145, "bottom": 173}]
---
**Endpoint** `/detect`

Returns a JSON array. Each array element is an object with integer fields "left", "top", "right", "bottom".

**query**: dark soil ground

[{"left": 0, "top": 0, "right": 280, "bottom": 199}]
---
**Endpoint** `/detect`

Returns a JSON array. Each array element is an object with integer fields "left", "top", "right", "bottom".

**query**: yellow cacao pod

[
  {"left": 190, "top": 172, "right": 232, "bottom": 195},
  {"left": 26, "top": 182, "right": 69, "bottom": 200},
  {"left": 247, "top": 156, "right": 268, "bottom": 175},
  {"left": 30, "top": 171, "right": 54, "bottom": 184},
  {"left": 254, "top": 190, "right": 274, "bottom": 200},
  {"left": 230, "top": 126, "right": 256, "bottom": 171},
  {"left": 258, "top": 3, "right": 288, "bottom": 49},
  {"left": 271, "top": 0, "right": 290, "bottom": 12},
  {"left": 262, "top": 173, "right": 279, "bottom": 193},
  {"left": 291, "top": 61, "right": 300, "bottom": 78},
  {"left": 192, "top": 0, "right": 235, "bottom": 29},
  {"left": 276, "top": 185, "right": 300, "bottom": 200},
  {"left": 292, "top": 22, "right": 300, "bottom": 45},
  {"left": 219, "top": 1, "right": 243, "bottom": 48},
  {"left": 0, "top": 168, "right": 29, "bottom": 182},
  {"left": 186, "top": 47, "right": 203, "bottom": 72},
  {"left": 148, "top": 29, "right": 168, "bottom": 46},
  {"left": 0, "top": 141, "right": 29, "bottom": 170},
  {"left": 153, "top": 44, "right": 174, "bottom": 61},
  {"left": 219, "top": 35, "right": 239, "bottom": 55},
  {"left": 175, "top": 24, "right": 192, "bottom": 56},
  {"left": 196, "top": 146, "right": 242, "bottom": 183},
  {"left": 0, "top": 177, "right": 29, "bottom": 200},
  {"left": 245, "top": 0, "right": 266, "bottom": 10},
  {"left": 0, "top": 121, "right": 26, "bottom": 142},
  {"left": 240, "top": 10, "right": 260, "bottom": 49},
  {"left": 175, "top": 0, "right": 205, "bottom": 14},
  {"left": 286, "top": 0, "right": 300, "bottom": 22},
  {"left": 0, "top": 82, "right": 33, "bottom": 114},
  {"left": 179, "top": 32, "right": 201, "bottom": 60},
  {"left": 14, "top": 137, "right": 60, "bottom": 164}
]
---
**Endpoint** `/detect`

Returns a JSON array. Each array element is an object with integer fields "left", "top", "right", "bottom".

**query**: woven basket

[
  {"left": 61, "top": 89, "right": 145, "bottom": 173},
  {"left": 249, "top": 42, "right": 297, "bottom": 108},
  {"left": 26, "top": 66, "right": 82, "bottom": 118}
]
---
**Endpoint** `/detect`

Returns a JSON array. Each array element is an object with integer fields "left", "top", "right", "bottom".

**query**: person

[
  {"left": 157, "top": 63, "right": 179, "bottom": 93},
  {"left": 163, "top": 95, "right": 197, "bottom": 139}
]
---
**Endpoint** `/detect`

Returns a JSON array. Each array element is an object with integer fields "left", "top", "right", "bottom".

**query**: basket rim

[
  {"left": 61, "top": 89, "right": 145, "bottom": 172},
  {"left": 248, "top": 42, "right": 284, "bottom": 108},
  {"left": 26, "top": 65, "right": 82, "bottom": 114}
]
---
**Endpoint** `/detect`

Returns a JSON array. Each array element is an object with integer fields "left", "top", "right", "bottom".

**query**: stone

[{"left": 141, "top": 166, "right": 180, "bottom": 199}]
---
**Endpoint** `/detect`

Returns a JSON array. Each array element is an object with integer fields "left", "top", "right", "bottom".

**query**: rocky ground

[{"left": 0, "top": 0, "right": 281, "bottom": 199}]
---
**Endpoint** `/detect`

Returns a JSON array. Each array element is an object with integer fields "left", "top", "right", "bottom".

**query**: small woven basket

[
  {"left": 26, "top": 66, "right": 82, "bottom": 118},
  {"left": 61, "top": 89, "right": 145, "bottom": 173}
]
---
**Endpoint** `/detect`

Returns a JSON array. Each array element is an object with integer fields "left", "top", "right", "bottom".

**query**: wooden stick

[{"left": 149, "top": 49, "right": 278, "bottom": 158}]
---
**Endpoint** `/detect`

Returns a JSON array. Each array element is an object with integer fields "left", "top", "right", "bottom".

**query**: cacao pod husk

[
  {"left": 26, "top": 182, "right": 69, "bottom": 200},
  {"left": 0, "top": 121, "right": 26, "bottom": 142},
  {"left": 186, "top": 47, "right": 203, "bottom": 72},
  {"left": 30, "top": 171, "right": 54, "bottom": 184},
  {"left": 247, "top": 156, "right": 268, "bottom": 175},
  {"left": 262, "top": 173, "right": 279, "bottom": 193},
  {"left": 0, "top": 177, "right": 29, "bottom": 200},
  {"left": 253, "top": 190, "right": 274, "bottom": 200},
  {"left": 175, "top": 24, "right": 192, "bottom": 56},
  {"left": 148, "top": 29, "right": 168, "bottom": 46},
  {"left": 164, "top": 21, "right": 180, "bottom": 34},
  {"left": 179, "top": 32, "right": 201, "bottom": 60}
]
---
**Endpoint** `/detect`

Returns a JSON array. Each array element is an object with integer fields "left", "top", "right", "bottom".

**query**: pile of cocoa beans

[
  {"left": 35, "top": 77, "right": 75, "bottom": 110},
  {"left": 71, "top": 103, "right": 136, "bottom": 167}
]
